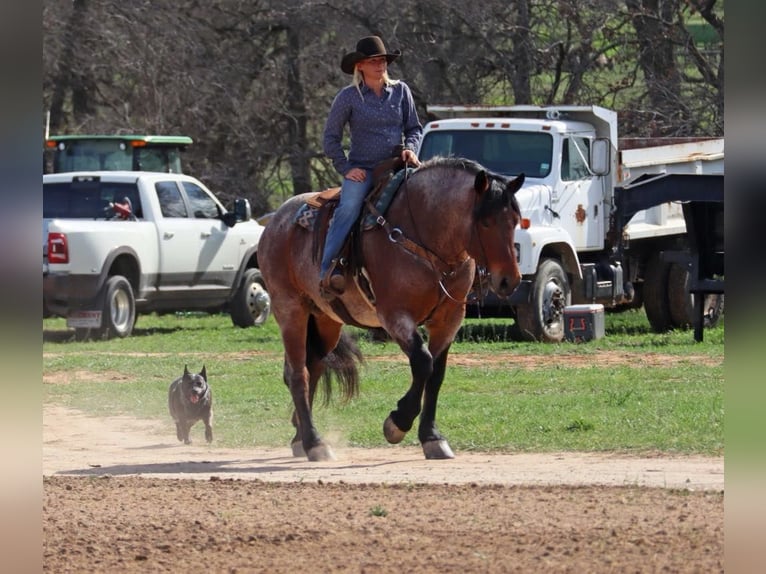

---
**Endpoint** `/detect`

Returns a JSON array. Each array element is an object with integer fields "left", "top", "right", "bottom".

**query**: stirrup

[{"left": 320, "top": 264, "right": 345, "bottom": 296}]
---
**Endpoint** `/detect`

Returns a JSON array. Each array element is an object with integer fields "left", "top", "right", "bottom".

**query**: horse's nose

[{"left": 492, "top": 272, "right": 521, "bottom": 298}]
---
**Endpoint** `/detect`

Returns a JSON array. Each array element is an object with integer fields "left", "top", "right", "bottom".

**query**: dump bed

[{"left": 617, "top": 137, "right": 724, "bottom": 184}]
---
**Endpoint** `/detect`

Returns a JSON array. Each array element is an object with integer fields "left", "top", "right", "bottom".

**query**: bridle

[{"left": 365, "top": 170, "right": 511, "bottom": 304}]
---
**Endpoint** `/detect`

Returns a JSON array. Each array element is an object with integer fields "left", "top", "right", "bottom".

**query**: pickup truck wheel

[
  {"left": 231, "top": 268, "right": 271, "bottom": 327},
  {"left": 514, "top": 258, "right": 570, "bottom": 343},
  {"left": 667, "top": 263, "right": 724, "bottom": 330},
  {"left": 643, "top": 254, "right": 674, "bottom": 333},
  {"left": 98, "top": 275, "right": 136, "bottom": 339}
]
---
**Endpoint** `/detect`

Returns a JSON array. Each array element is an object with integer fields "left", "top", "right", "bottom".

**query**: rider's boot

[{"left": 320, "top": 259, "right": 346, "bottom": 297}]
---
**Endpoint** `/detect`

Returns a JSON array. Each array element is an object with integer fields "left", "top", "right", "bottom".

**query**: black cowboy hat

[{"left": 340, "top": 36, "right": 401, "bottom": 75}]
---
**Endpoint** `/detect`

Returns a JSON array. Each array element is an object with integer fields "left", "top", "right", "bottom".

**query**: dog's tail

[{"left": 306, "top": 316, "right": 362, "bottom": 405}]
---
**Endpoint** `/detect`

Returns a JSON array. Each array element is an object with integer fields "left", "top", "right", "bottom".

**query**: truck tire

[
  {"left": 100, "top": 275, "right": 136, "bottom": 338},
  {"left": 643, "top": 253, "right": 673, "bottom": 333},
  {"left": 76, "top": 275, "right": 136, "bottom": 340},
  {"left": 514, "top": 258, "right": 571, "bottom": 343},
  {"left": 231, "top": 268, "right": 271, "bottom": 327},
  {"left": 667, "top": 263, "right": 724, "bottom": 329}
]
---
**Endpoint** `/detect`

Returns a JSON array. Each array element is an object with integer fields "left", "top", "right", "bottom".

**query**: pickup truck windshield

[
  {"left": 419, "top": 130, "right": 553, "bottom": 178},
  {"left": 44, "top": 180, "right": 142, "bottom": 219}
]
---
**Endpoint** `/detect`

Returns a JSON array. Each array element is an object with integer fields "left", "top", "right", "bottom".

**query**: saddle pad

[
  {"left": 293, "top": 167, "right": 414, "bottom": 231},
  {"left": 362, "top": 167, "right": 414, "bottom": 230},
  {"left": 294, "top": 203, "right": 317, "bottom": 229}
]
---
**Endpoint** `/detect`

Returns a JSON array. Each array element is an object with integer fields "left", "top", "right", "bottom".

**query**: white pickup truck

[
  {"left": 43, "top": 171, "right": 271, "bottom": 339},
  {"left": 419, "top": 105, "right": 724, "bottom": 342}
]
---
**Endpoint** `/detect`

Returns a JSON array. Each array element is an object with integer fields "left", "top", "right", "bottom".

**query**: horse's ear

[
  {"left": 507, "top": 173, "right": 525, "bottom": 194},
  {"left": 474, "top": 170, "right": 490, "bottom": 194}
]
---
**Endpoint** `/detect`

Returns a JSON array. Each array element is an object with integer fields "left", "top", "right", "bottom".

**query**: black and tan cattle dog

[{"left": 168, "top": 365, "right": 213, "bottom": 444}]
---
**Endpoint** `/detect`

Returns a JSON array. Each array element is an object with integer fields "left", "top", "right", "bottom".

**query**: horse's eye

[{"left": 480, "top": 217, "right": 492, "bottom": 228}]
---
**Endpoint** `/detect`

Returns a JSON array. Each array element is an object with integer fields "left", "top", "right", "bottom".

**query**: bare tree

[
  {"left": 625, "top": 0, "right": 684, "bottom": 135},
  {"left": 46, "top": 0, "right": 99, "bottom": 132},
  {"left": 42, "top": 0, "right": 723, "bottom": 213}
]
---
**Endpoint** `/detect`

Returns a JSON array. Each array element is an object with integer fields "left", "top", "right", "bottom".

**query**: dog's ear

[
  {"left": 184, "top": 365, "right": 190, "bottom": 376},
  {"left": 200, "top": 365, "right": 207, "bottom": 381}
]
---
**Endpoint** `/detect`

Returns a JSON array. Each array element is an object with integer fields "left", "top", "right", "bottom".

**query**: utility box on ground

[{"left": 564, "top": 304, "right": 605, "bottom": 342}]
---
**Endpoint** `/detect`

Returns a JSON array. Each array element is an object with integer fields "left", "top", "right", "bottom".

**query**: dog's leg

[
  {"left": 204, "top": 411, "right": 213, "bottom": 443},
  {"left": 175, "top": 421, "right": 184, "bottom": 443},
  {"left": 182, "top": 421, "right": 193, "bottom": 445}
]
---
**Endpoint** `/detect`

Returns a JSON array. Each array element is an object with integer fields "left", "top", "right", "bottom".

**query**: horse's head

[{"left": 471, "top": 170, "right": 525, "bottom": 298}]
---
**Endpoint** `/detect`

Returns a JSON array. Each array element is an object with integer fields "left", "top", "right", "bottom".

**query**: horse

[{"left": 257, "top": 157, "right": 524, "bottom": 461}]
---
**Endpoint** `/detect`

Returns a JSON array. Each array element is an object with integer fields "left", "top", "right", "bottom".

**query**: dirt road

[{"left": 43, "top": 404, "right": 723, "bottom": 572}]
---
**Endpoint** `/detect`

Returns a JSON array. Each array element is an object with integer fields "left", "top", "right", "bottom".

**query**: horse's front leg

[
  {"left": 418, "top": 345, "right": 455, "bottom": 459},
  {"left": 383, "top": 329, "right": 431, "bottom": 445}
]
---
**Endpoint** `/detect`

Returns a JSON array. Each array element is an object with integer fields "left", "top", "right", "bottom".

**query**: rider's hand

[
  {"left": 345, "top": 167, "right": 367, "bottom": 182},
  {"left": 401, "top": 148, "right": 421, "bottom": 167}
]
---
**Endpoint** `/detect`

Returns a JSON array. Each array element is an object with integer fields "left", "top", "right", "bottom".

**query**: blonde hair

[{"left": 351, "top": 67, "right": 400, "bottom": 98}]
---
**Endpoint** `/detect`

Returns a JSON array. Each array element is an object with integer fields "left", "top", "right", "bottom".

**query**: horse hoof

[
  {"left": 422, "top": 439, "right": 455, "bottom": 459},
  {"left": 383, "top": 416, "right": 406, "bottom": 444},
  {"left": 291, "top": 441, "right": 306, "bottom": 458},
  {"left": 307, "top": 443, "right": 336, "bottom": 462}
]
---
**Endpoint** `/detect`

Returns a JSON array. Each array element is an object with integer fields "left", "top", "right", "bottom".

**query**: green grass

[{"left": 43, "top": 309, "right": 724, "bottom": 455}]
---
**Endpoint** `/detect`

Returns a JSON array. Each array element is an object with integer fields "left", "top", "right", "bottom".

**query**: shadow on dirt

[{"left": 53, "top": 455, "right": 405, "bottom": 479}]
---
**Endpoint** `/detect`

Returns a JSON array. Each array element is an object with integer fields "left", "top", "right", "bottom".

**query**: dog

[{"left": 168, "top": 365, "right": 213, "bottom": 444}]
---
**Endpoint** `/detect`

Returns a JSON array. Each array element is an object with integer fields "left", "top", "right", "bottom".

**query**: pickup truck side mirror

[
  {"left": 591, "top": 138, "right": 611, "bottom": 176},
  {"left": 234, "top": 198, "right": 252, "bottom": 222},
  {"left": 222, "top": 198, "right": 252, "bottom": 227}
]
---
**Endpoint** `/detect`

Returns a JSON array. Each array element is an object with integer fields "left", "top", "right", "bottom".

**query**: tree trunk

[
  {"left": 284, "top": 26, "right": 312, "bottom": 196},
  {"left": 510, "top": 0, "right": 532, "bottom": 104},
  {"left": 48, "top": 0, "right": 99, "bottom": 132},
  {"left": 625, "top": 0, "right": 683, "bottom": 135}
]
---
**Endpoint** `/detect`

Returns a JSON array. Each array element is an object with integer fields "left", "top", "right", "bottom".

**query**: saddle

[
  {"left": 293, "top": 157, "right": 413, "bottom": 306},
  {"left": 303, "top": 155, "right": 405, "bottom": 210}
]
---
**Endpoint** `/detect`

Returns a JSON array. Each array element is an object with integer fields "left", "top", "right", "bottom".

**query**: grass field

[{"left": 43, "top": 309, "right": 724, "bottom": 455}]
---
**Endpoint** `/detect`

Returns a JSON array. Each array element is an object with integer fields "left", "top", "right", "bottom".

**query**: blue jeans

[{"left": 320, "top": 172, "right": 373, "bottom": 278}]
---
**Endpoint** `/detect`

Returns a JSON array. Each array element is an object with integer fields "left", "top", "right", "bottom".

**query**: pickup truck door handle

[
  {"left": 164, "top": 232, "right": 175, "bottom": 239},
  {"left": 200, "top": 231, "right": 212, "bottom": 238}
]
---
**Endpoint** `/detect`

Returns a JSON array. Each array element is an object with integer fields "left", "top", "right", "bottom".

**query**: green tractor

[{"left": 44, "top": 134, "right": 193, "bottom": 174}]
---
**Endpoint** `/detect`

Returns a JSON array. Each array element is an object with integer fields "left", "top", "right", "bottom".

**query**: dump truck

[{"left": 418, "top": 105, "right": 724, "bottom": 342}]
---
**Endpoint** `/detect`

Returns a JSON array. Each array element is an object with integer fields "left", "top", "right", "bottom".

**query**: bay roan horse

[{"left": 258, "top": 157, "right": 524, "bottom": 461}]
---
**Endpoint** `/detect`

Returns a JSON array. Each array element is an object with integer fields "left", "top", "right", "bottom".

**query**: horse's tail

[{"left": 306, "top": 316, "right": 362, "bottom": 405}]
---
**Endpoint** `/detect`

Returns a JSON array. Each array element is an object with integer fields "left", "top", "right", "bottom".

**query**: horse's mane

[
  {"left": 419, "top": 155, "right": 485, "bottom": 175},
  {"left": 418, "top": 156, "right": 521, "bottom": 221}
]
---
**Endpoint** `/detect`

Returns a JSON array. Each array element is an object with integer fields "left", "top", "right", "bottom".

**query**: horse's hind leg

[
  {"left": 289, "top": 351, "right": 326, "bottom": 458},
  {"left": 283, "top": 314, "right": 341, "bottom": 461}
]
